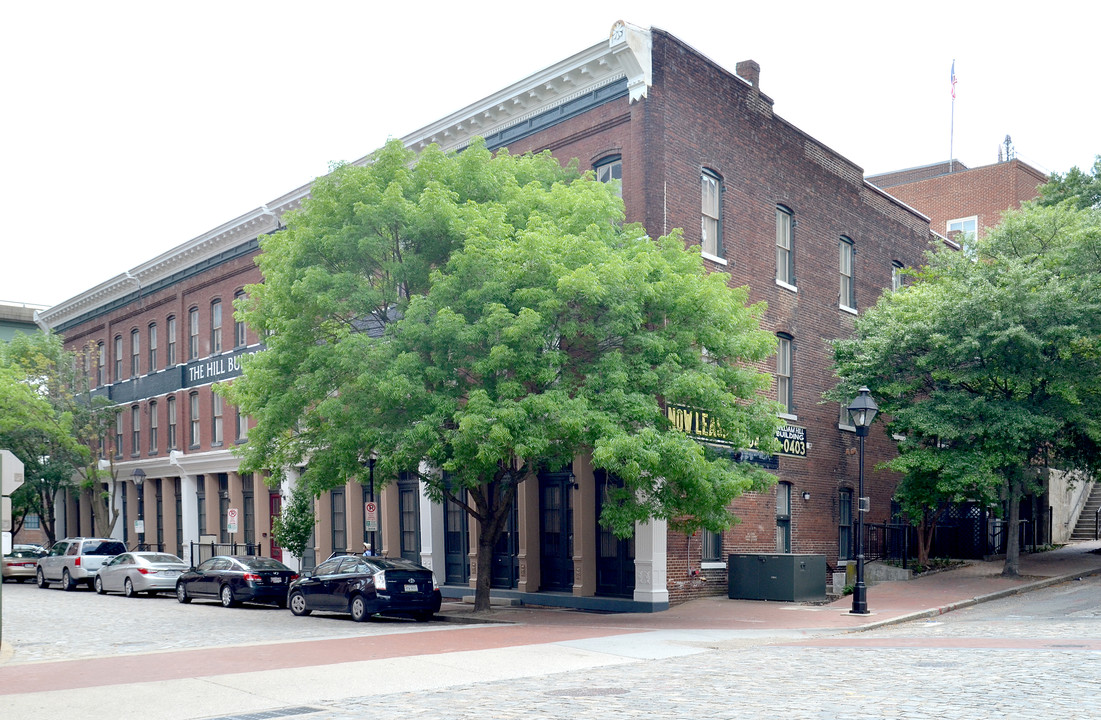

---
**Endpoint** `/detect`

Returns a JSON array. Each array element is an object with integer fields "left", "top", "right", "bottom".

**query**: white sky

[{"left": 3, "top": 1, "right": 1098, "bottom": 308}]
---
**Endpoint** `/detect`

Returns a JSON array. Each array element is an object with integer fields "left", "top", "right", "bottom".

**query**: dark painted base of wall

[{"left": 440, "top": 585, "right": 669, "bottom": 613}]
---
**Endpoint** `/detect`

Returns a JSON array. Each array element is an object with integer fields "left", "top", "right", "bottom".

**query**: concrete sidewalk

[{"left": 434, "top": 539, "right": 1101, "bottom": 633}]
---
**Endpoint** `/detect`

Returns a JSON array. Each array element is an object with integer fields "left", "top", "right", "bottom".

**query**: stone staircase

[{"left": 1070, "top": 482, "right": 1101, "bottom": 541}]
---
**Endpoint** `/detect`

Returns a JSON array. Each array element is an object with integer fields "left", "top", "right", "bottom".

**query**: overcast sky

[{"left": 4, "top": 1, "right": 1097, "bottom": 308}]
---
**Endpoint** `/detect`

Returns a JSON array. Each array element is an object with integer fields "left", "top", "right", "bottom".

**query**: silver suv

[{"left": 37, "top": 537, "right": 128, "bottom": 590}]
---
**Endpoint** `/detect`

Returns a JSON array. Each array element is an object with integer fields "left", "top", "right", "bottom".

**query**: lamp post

[
  {"left": 130, "top": 468, "right": 146, "bottom": 550},
  {"left": 846, "top": 387, "right": 878, "bottom": 615},
  {"left": 362, "top": 453, "right": 377, "bottom": 556}
]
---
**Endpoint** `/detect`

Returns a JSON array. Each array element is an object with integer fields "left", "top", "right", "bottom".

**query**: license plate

[
  {"left": 404, "top": 583, "right": 418, "bottom": 593},
  {"left": 272, "top": 577, "right": 282, "bottom": 583},
  {"left": 23, "top": 563, "right": 36, "bottom": 568},
  {"left": 163, "top": 570, "right": 179, "bottom": 577}
]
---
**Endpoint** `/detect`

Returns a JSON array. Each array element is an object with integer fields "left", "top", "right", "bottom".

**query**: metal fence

[
  {"left": 188, "top": 540, "right": 262, "bottom": 567},
  {"left": 864, "top": 502, "right": 1053, "bottom": 567}
]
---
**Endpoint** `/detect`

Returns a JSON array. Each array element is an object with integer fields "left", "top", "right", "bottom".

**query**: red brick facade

[{"left": 868, "top": 159, "right": 1047, "bottom": 240}]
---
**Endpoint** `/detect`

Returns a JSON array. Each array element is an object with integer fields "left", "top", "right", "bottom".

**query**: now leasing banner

[{"left": 665, "top": 404, "right": 807, "bottom": 460}]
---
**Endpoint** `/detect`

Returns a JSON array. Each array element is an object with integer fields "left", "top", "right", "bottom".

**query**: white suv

[{"left": 37, "top": 537, "right": 128, "bottom": 590}]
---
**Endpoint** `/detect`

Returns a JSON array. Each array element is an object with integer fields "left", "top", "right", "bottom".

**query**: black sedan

[
  {"left": 288, "top": 554, "right": 441, "bottom": 622},
  {"left": 175, "top": 555, "right": 298, "bottom": 608}
]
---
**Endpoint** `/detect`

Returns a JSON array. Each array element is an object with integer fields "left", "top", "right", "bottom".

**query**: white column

[
  {"left": 633, "top": 517, "right": 669, "bottom": 605},
  {"left": 280, "top": 469, "right": 303, "bottom": 571},
  {"left": 420, "top": 474, "right": 444, "bottom": 578},
  {"left": 179, "top": 473, "right": 198, "bottom": 565},
  {"left": 110, "top": 479, "right": 125, "bottom": 542}
]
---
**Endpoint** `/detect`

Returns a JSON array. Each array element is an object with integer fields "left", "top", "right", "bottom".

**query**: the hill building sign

[{"left": 665, "top": 403, "right": 806, "bottom": 470}]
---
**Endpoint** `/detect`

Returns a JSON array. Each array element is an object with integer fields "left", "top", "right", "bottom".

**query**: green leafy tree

[
  {"left": 1039, "top": 155, "right": 1101, "bottom": 211},
  {"left": 272, "top": 482, "right": 316, "bottom": 564},
  {"left": 1, "top": 332, "right": 121, "bottom": 542},
  {"left": 834, "top": 202, "right": 1101, "bottom": 576},
  {"left": 228, "top": 138, "right": 781, "bottom": 610}
]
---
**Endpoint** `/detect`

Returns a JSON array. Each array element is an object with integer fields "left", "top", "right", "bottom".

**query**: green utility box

[{"left": 727, "top": 553, "right": 826, "bottom": 602}]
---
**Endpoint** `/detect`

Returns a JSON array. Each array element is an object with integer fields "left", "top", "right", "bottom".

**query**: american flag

[{"left": 951, "top": 60, "right": 957, "bottom": 99}]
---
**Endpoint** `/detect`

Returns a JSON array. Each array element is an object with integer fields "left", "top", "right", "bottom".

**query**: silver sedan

[{"left": 94, "top": 552, "right": 189, "bottom": 597}]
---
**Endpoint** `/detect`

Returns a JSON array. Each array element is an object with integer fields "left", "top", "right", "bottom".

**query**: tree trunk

[
  {"left": 474, "top": 532, "right": 496, "bottom": 613},
  {"left": 1002, "top": 471, "right": 1022, "bottom": 577},
  {"left": 916, "top": 520, "right": 933, "bottom": 566},
  {"left": 84, "top": 482, "right": 119, "bottom": 539}
]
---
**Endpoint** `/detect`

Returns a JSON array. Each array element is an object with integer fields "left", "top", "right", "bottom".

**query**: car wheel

[
  {"left": 36, "top": 569, "right": 49, "bottom": 588},
  {"left": 62, "top": 569, "right": 75, "bottom": 591},
  {"left": 412, "top": 610, "right": 434, "bottom": 623},
  {"left": 220, "top": 585, "right": 237, "bottom": 608},
  {"left": 176, "top": 582, "right": 191, "bottom": 604},
  {"left": 94, "top": 576, "right": 106, "bottom": 595},
  {"left": 350, "top": 595, "right": 368, "bottom": 623},
  {"left": 288, "top": 591, "right": 311, "bottom": 616},
  {"left": 124, "top": 578, "right": 137, "bottom": 598}
]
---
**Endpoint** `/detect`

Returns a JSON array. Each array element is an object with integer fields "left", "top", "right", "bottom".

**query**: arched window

[
  {"left": 188, "top": 307, "right": 200, "bottom": 360},
  {"left": 130, "top": 329, "right": 141, "bottom": 377},
  {"left": 210, "top": 299, "right": 223, "bottom": 354},
  {"left": 594, "top": 155, "right": 622, "bottom": 198},
  {"left": 148, "top": 323, "right": 158, "bottom": 371},
  {"left": 233, "top": 291, "right": 248, "bottom": 348}
]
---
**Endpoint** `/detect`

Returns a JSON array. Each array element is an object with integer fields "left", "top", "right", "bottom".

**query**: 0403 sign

[{"left": 777, "top": 425, "right": 807, "bottom": 457}]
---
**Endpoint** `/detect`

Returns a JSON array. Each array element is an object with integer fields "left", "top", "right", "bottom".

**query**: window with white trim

[
  {"left": 594, "top": 155, "right": 622, "bottom": 198},
  {"left": 701, "top": 170, "right": 722, "bottom": 258},
  {"left": 839, "top": 236, "right": 855, "bottom": 311},
  {"left": 776, "top": 205, "right": 795, "bottom": 287},
  {"left": 777, "top": 333, "right": 794, "bottom": 415}
]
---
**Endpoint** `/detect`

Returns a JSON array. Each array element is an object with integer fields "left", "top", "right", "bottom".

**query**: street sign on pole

[
  {"left": 364, "top": 501, "right": 378, "bottom": 532},
  {"left": 227, "top": 507, "right": 239, "bottom": 534}
]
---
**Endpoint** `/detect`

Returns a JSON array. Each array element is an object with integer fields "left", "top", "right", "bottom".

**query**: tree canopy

[
  {"left": 1039, "top": 155, "right": 1101, "bottom": 211},
  {"left": 833, "top": 201, "right": 1101, "bottom": 574},
  {"left": 228, "top": 138, "right": 782, "bottom": 608},
  {"left": 1, "top": 332, "right": 121, "bottom": 543}
]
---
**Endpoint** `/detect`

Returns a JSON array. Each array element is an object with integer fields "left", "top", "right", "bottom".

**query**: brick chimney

[{"left": 736, "top": 60, "right": 760, "bottom": 89}]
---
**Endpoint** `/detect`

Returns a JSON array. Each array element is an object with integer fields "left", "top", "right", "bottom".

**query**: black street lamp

[
  {"left": 846, "top": 387, "right": 878, "bottom": 615},
  {"left": 130, "top": 468, "right": 146, "bottom": 550},
  {"left": 362, "top": 453, "right": 377, "bottom": 556}
]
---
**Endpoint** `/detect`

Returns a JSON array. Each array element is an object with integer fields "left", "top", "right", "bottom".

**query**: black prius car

[
  {"left": 287, "top": 554, "right": 441, "bottom": 622},
  {"left": 175, "top": 555, "right": 298, "bottom": 608}
]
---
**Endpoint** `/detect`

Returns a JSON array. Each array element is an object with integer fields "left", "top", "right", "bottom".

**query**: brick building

[
  {"left": 867, "top": 158, "right": 1047, "bottom": 244},
  {"left": 40, "top": 22, "right": 943, "bottom": 610}
]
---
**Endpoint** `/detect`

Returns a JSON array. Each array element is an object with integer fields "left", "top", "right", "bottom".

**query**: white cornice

[{"left": 41, "top": 21, "right": 654, "bottom": 331}]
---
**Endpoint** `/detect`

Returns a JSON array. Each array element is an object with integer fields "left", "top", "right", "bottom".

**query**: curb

[{"left": 848, "top": 567, "right": 1101, "bottom": 633}]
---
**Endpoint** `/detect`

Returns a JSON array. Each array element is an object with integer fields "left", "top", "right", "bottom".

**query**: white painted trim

[
  {"left": 775, "top": 279, "right": 798, "bottom": 293},
  {"left": 701, "top": 251, "right": 728, "bottom": 265},
  {"left": 840, "top": 304, "right": 859, "bottom": 316}
]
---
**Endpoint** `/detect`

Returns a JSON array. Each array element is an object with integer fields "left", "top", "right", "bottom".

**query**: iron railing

[{"left": 188, "top": 540, "right": 261, "bottom": 567}]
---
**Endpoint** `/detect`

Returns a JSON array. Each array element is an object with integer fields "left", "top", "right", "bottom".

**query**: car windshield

[
  {"left": 239, "top": 557, "right": 289, "bottom": 571},
  {"left": 141, "top": 554, "right": 184, "bottom": 564},
  {"left": 83, "top": 541, "right": 127, "bottom": 556}
]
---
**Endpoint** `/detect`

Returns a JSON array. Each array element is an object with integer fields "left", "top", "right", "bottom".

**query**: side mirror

[{"left": 301, "top": 570, "right": 314, "bottom": 579}]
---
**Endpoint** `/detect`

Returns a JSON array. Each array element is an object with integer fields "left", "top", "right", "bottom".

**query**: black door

[
  {"left": 444, "top": 490, "right": 470, "bottom": 585},
  {"left": 398, "top": 475, "right": 420, "bottom": 563},
  {"left": 490, "top": 498, "right": 519, "bottom": 589},
  {"left": 595, "top": 470, "right": 635, "bottom": 598},
  {"left": 540, "top": 469, "right": 574, "bottom": 592}
]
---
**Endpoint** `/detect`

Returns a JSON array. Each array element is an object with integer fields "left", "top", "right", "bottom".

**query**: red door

[{"left": 269, "top": 492, "right": 282, "bottom": 561}]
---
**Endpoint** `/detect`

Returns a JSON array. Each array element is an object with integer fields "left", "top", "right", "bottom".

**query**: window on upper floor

[
  {"left": 947, "top": 216, "right": 977, "bottom": 246},
  {"left": 839, "top": 236, "right": 856, "bottom": 311},
  {"left": 130, "top": 329, "right": 141, "bottom": 377},
  {"left": 701, "top": 169, "right": 723, "bottom": 260},
  {"left": 114, "top": 335, "right": 123, "bottom": 382},
  {"left": 594, "top": 155, "right": 622, "bottom": 198},
  {"left": 212, "top": 392, "right": 224, "bottom": 446},
  {"left": 149, "top": 400, "right": 158, "bottom": 454},
  {"left": 167, "top": 396, "right": 177, "bottom": 451},
  {"left": 166, "top": 316, "right": 177, "bottom": 366},
  {"left": 130, "top": 405, "right": 140, "bottom": 457},
  {"left": 892, "top": 261, "right": 904, "bottom": 291},
  {"left": 234, "top": 291, "right": 248, "bottom": 348},
  {"left": 188, "top": 307, "right": 200, "bottom": 360},
  {"left": 96, "top": 342, "right": 105, "bottom": 386},
  {"left": 148, "top": 323, "right": 158, "bottom": 371},
  {"left": 114, "top": 410, "right": 124, "bottom": 458},
  {"left": 776, "top": 333, "right": 794, "bottom": 416},
  {"left": 776, "top": 205, "right": 795, "bottom": 288},
  {"left": 235, "top": 405, "right": 249, "bottom": 442},
  {"left": 211, "top": 300, "right": 222, "bottom": 354},
  {"left": 189, "top": 391, "right": 200, "bottom": 448}
]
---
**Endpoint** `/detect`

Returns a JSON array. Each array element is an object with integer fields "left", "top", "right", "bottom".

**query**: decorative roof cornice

[{"left": 41, "top": 21, "right": 655, "bottom": 332}]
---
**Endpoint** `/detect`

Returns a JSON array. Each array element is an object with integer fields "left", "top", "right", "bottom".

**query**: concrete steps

[{"left": 1070, "top": 483, "right": 1101, "bottom": 541}]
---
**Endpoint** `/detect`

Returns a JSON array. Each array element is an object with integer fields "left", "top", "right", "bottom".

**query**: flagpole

[{"left": 949, "top": 60, "right": 956, "bottom": 173}]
